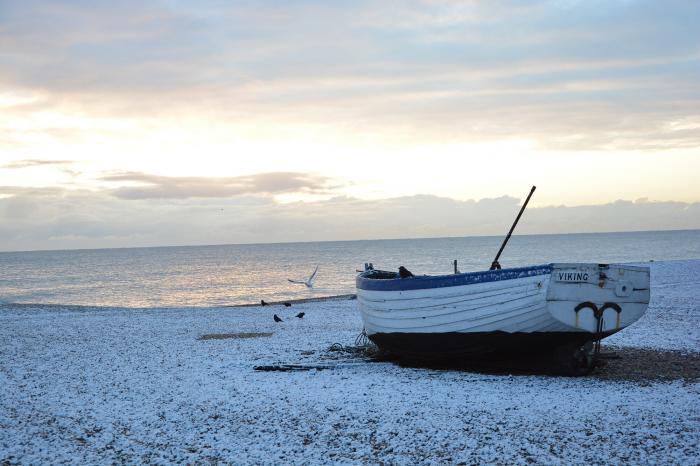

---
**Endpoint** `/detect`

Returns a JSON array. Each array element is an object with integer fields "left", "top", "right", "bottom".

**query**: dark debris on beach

[{"left": 592, "top": 346, "right": 700, "bottom": 384}]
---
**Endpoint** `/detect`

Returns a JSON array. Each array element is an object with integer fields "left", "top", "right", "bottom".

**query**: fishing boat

[
  {"left": 356, "top": 262, "right": 650, "bottom": 374},
  {"left": 355, "top": 186, "right": 651, "bottom": 374}
]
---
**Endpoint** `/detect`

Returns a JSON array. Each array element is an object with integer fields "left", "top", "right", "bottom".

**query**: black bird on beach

[
  {"left": 273, "top": 314, "right": 283, "bottom": 322},
  {"left": 284, "top": 302, "right": 292, "bottom": 307},
  {"left": 295, "top": 312, "right": 305, "bottom": 319},
  {"left": 261, "top": 299, "right": 269, "bottom": 306},
  {"left": 398, "top": 266, "right": 414, "bottom": 278}
]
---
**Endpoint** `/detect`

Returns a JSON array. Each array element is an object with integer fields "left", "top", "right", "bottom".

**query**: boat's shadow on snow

[
  {"left": 379, "top": 346, "right": 700, "bottom": 383},
  {"left": 257, "top": 346, "right": 699, "bottom": 383}
]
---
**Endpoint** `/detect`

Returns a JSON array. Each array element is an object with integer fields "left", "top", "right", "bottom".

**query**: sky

[{"left": 1, "top": 0, "right": 699, "bottom": 251}]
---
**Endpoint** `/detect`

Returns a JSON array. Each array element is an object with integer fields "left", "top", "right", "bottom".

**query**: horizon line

[{"left": 1, "top": 227, "right": 698, "bottom": 255}]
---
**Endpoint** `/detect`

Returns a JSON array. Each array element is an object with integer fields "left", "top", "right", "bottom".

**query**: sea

[{"left": 1, "top": 230, "right": 699, "bottom": 308}]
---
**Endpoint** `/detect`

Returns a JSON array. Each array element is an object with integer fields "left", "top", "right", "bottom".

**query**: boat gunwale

[{"left": 356, "top": 264, "right": 553, "bottom": 292}]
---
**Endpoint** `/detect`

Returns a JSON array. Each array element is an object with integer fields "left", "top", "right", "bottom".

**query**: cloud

[
  {"left": 1, "top": 0, "right": 698, "bottom": 150},
  {"left": 1, "top": 159, "right": 75, "bottom": 169},
  {"left": 1, "top": 186, "right": 698, "bottom": 251},
  {"left": 0, "top": 185, "right": 66, "bottom": 197},
  {"left": 99, "top": 171, "right": 340, "bottom": 199}
]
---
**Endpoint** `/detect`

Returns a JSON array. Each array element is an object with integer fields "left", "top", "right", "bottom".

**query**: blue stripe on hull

[{"left": 356, "top": 264, "right": 553, "bottom": 292}]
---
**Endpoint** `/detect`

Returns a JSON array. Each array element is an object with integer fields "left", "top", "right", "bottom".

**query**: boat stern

[{"left": 546, "top": 263, "right": 650, "bottom": 334}]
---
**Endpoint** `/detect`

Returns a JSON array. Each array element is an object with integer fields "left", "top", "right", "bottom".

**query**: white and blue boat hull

[{"left": 356, "top": 263, "right": 650, "bottom": 359}]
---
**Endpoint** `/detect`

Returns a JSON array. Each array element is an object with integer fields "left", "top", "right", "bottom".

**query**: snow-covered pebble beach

[{"left": 1, "top": 260, "right": 699, "bottom": 464}]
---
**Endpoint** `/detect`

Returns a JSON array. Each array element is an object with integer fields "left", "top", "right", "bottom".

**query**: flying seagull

[{"left": 288, "top": 265, "right": 319, "bottom": 288}]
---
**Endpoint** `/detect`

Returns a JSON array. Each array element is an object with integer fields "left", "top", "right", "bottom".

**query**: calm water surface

[{"left": 1, "top": 230, "right": 698, "bottom": 307}]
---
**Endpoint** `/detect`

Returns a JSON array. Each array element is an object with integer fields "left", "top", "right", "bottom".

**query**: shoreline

[
  {"left": 225, "top": 293, "right": 357, "bottom": 308},
  {"left": 0, "top": 293, "right": 358, "bottom": 311}
]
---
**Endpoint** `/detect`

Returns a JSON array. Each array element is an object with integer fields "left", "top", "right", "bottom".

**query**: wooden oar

[{"left": 490, "top": 185, "right": 536, "bottom": 270}]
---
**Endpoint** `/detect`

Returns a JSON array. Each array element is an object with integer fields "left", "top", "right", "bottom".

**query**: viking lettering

[{"left": 557, "top": 272, "right": 590, "bottom": 281}]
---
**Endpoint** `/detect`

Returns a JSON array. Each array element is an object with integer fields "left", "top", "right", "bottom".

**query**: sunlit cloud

[
  {"left": 100, "top": 171, "right": 342, "bottom": 199},
  {"left": 1, "top": 159, "right": 75, "bottom": 169},
  {"left": 1, "top": 0, "right": 697, "bottom": 150}
]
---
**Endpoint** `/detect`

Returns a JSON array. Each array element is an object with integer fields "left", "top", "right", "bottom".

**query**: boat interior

[{"left": 361, "top": 270, "right": 399, "bottom": 280}]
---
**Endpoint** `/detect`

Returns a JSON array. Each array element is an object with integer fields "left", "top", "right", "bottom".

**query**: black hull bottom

[{"left": 369, "top": 330, "right": 614, "bottom": 360}]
